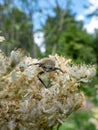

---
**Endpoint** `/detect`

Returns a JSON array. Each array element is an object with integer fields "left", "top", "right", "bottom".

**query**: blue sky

[
  {"left": 33, "top": 0, "right": 98, "bottom": 51},
  {"left": 72, "top": 0, "right": 89, "bottom": 13},
  {"left": 33, "top": 0, "right": 98, "bottom": 33},
  {"left": 33, "top": 0, "right": 90, "bottom": 30},
  {"left": 0, "top": 0, "right": 98, "bottom": 33},
  {"left": 1, "top": 0, "right": 98, "bottom": 51}
]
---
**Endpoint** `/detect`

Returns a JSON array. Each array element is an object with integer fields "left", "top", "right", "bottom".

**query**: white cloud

[
  {"left": 83, "top": 0, "right": 98, "bottom": 33},
  {"left": 85, "top": 0, "right": 98, "bottom": 14},
  {"left": 76, "top": 14, "right": 85, "bottom": 21},
  {"left": 34, "top": 32, "right": 45, "bottom": 52},
  {"left": 89, "top": 0, "right": 98, "bottom": 7},
  {"left": 34, "top": 32, "right": 44, "bottom": 46},
  {"left": 76, "top": 14, "right": 98, "bottom": 33},
  {"left": 84, "top": 16, "right": 98, "bottom": 33}
]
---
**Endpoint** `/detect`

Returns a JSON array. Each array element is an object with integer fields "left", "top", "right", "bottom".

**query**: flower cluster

[{"left": 0, "top": 49, "right": 96, "bottom": 130}]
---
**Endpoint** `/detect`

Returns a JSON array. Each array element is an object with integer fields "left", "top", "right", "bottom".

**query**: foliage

[
  {"left": 0, "top": 3, "right": 40, "bottom": 57},
  {"left": 58, "top": 111, "right": 96, "bottom": 130},
  {"left": 43, "top": 6, "right": 96, "bottom": 64}
]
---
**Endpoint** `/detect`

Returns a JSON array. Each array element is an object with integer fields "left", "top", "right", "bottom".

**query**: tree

[
  {"left": 0, "top": 1, "right": 41, "bottom": 57},
  {"left": 43, "top": 4, "right": 96, "bottom": 63},
  {"left": 93, "top": 30, "right": 98, "bottom": 75}
]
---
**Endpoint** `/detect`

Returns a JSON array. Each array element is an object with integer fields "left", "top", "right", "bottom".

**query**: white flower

[{"left": 0, "top": 36, "right": 5, "bottom": 42}]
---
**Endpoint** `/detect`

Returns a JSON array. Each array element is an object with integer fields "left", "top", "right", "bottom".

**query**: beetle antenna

[{"left": 28, "top": 63, "right": 40, "bottom": 67}]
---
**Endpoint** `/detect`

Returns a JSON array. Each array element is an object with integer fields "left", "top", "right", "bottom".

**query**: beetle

[{"left": 28, "top": 58, "right": 63, "bottom": 87}]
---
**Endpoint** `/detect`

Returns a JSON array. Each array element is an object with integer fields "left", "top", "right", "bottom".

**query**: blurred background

[{"left": 0, "top": 0, "right": 98, "bottom": 129}]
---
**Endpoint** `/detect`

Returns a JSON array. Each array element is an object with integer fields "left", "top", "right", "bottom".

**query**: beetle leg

[
  {"left": 37, "top": 71, "right": 47, "bottom": 88},
  {"left": 54, "top": 67, "right": 64, "bottom": 73}
]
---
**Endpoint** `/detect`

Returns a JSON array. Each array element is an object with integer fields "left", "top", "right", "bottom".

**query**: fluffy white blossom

[
  {"left": 0, "top": 36, "right": 5, "bottom": 42},
  {"left": 0, "top": 49, "right": 96, "bottom": 130}
]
